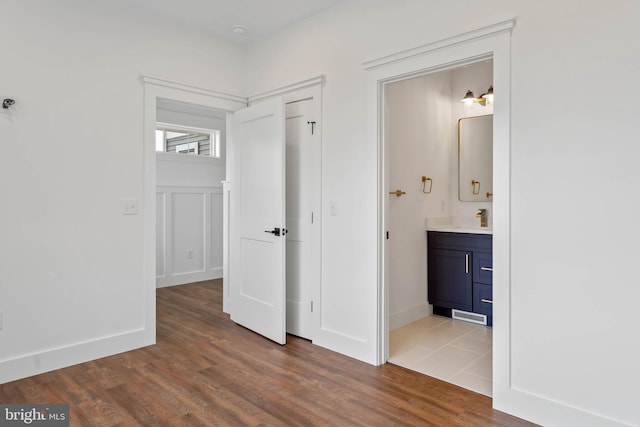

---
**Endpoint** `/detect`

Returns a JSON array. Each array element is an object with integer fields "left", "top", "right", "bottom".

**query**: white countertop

[{"left": 426, "top": 225, "right": 493, "bottom": 235}]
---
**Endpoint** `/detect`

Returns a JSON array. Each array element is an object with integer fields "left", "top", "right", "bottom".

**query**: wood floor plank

[{"left": 0, "top": 279, "right": 537, "bottom": 426}]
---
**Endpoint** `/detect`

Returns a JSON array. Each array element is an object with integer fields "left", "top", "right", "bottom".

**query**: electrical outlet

[{"left": 187, "top": 249, "right": 193, "bottom": 259}]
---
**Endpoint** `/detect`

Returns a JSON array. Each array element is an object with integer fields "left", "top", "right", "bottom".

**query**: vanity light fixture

[
  {"left": 481, "top": 85, "right": 494, "bottom": 106},
  {"left": 462, "top": 90, "right": 476, "bottom": 109},
  {"left": 461, "top": 86, "right": 494, "bottom": 109}
]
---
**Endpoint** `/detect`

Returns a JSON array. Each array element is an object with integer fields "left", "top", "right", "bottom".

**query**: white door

[
  {"left": 285, "top": 99, "right": 314, "bottom": 339},
  {"left": 229, "top": 97, "right": 286, "bottom": 344}
]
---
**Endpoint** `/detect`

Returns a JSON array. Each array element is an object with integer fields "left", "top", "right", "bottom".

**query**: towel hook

[
  {"left": 421, "top": 176, "right": 433, "bottom": 194},
  {"left": 471, "top": 180, "right": 481, "bottom": 195}
]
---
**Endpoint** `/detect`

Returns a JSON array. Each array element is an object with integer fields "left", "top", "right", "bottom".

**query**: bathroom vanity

[{"left": 427, "top": 229, "right": 493, "bottom": 326}]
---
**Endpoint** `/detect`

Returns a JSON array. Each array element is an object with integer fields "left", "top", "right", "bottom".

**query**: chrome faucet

[{"left": 476, "top": 209, "right": 488, "bottom": 228}]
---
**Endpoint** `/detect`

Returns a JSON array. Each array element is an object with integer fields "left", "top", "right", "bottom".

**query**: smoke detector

[{"left": 232, "top": 26, "right": 246, "bottom": 35}]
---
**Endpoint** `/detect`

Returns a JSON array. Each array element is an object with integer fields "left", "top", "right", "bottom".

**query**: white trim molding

[
  {"left": 362, "top": 19, "right": 517, "bottom": 71},
  {"left": 142, "top": 74, "right": 327, "bottom": 108},
  {"left": 141, "top": 74, "right": 247, "bottom": 106},
  {"left": 248, "top": 75, "right": 326, "bottom": 104},
  {"left": 0, "top": 328, "right": 147, "bottom": 384}
]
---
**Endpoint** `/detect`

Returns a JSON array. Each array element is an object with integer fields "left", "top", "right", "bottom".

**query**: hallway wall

[{"left": 0, "top": 0, "right": 245, "bottom": 383}]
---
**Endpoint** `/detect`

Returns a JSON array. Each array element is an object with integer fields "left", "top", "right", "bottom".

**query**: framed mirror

[{"left": 458, "top": 115, "right": 493, "bottom": 201}]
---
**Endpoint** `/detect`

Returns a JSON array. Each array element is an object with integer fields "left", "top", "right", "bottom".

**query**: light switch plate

[
  {"left": 329, "top": 200, "right": 337, "bottom": 216},
  {"left": 121, "top": 199, "right": 138, "bottom": 215}
]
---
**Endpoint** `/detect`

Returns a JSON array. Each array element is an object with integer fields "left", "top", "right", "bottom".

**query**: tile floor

[{"left": 388, "top": 315, "right": 493, "bottom": 397}]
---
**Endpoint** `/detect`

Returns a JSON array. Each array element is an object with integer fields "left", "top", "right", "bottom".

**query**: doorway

[
  {"left": 142, "top": 76, "right": 322, "bottom": 352},
  {"left": 383, "top": 61, "right": 494, "bottom": 395},
  {"left": 155, "top": 98, "right": 228, "bottom": 289},
  {"left": 141, "top": 76, "right": 248, "bottom": 347},
  {"left": 369, "top": 21, "right": 514, "bottom": 404}
]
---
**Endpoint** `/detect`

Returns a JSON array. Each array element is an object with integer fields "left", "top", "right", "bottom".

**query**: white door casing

[
  {"left": 229, "top": 97, "right": 287, "bottom": 345},
  {"left": 285, "top": 99, "right": 314, "bottom": 339}
]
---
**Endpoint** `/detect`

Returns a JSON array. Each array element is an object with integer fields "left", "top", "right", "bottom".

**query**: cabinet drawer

[
  {"left": 428, "top": 231, "right": 492, "bottom": 252},
  {"left": 473, "top": 252, "right": 493, "bottom": 285},
  {"left": 473, "top": 283, "right": 493, "bottom": 319}
]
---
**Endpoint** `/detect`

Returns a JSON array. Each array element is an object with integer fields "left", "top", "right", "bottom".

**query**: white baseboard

[
  {"left": 0, "top": 328, "right": 153, "bottom": 384},
  {"left": 494, "top": 383, "right": 631, "bottom": 427},
  {"left": 156, "top": 267, "right": 222, "bottom": 288},
  {"left": 389, "top": 303, "right": 433, "bottom": 331}
]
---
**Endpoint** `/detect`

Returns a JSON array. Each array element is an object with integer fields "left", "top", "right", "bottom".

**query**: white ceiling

[{"left": 118, "top": 0, "right": 345, "bottom": 44}]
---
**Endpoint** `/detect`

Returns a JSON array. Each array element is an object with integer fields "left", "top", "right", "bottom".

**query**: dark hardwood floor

[{"left": 0, "top": 280, "right": 536, "bottom": 426}]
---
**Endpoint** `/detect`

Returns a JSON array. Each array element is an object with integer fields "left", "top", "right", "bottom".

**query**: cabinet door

[{"left": 428, "top": 248, "right": 473, "bottom": 311}]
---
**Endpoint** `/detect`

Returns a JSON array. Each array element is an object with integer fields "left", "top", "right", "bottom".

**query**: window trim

[{"left": 156, "top": 122, "right": 221, "bottom": 158}]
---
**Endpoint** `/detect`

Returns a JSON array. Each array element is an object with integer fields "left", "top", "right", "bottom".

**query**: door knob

[
  {"left": 264, "top": 227, "right": 281, "bottom": 236},
  {"left": 389, "top": 189, "right": 406, "bottom": 197}
]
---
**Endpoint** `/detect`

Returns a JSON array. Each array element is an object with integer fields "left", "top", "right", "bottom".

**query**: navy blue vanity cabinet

[
  {"left": 427, "top": 231, "right": 493, "bottom": 325},
  {"left": 428, "top": 248, "right": 473, "bottom": 312}
]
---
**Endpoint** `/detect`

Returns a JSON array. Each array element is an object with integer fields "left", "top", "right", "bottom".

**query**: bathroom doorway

[{"left": 384, "top": 60, "right": 495, "bottom": 396}]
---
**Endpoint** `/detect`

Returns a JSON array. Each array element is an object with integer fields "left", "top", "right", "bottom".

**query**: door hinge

[
  {"left": 311, "top": 211, "right": 314, "bottom": 224},
  {"left": 386, "top": 231, "right": 389, "bottom": 240},
  {"left": 310, "top": 301, "right": 314, "bottom": 312}
]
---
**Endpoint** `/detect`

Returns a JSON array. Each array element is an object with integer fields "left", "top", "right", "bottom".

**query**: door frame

[
  {"left": 141, "top": 75, "right": 247, "bottom": 345},
  {"left": 142, "top": 75, "right": 323, "bottom": 346},
  {"left": 364, "top": 20, "right": 514, "bottom": 406}
]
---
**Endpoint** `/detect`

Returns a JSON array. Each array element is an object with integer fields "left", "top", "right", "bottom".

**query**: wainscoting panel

[
  {"left": 172, "top": 192, "right": 205, "bottom": 275},
  {"left": 157, "top": 187, "right": 223, "bottom": 287}
]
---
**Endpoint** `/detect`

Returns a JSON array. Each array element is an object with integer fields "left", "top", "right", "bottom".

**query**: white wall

[
  {"left": 245, "top": 0, "right": 640, "bottom": 425},
  {"left": 385, "top": 72, "right": 452, "bottom": 329},
  {"left": 450, "top": 62, "right": 494, "bottom": 226},
  {"left": 0, "top": 0, "right": 244, "bottom": 383}
]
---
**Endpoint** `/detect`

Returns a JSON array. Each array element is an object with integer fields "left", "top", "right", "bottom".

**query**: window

[{"left": 155, "top": 124, "right": 221, "bottom": 158}]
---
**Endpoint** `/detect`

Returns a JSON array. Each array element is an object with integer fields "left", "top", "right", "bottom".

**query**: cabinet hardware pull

[
  {"left": 465, "top": 254, "right": 469, "bottom": 274},
  {"left": 481, "top": 299, "right": 493, "bottom": 304},
  {"left": 480, "top": 267, "right": 493, "bottom": 272}
]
